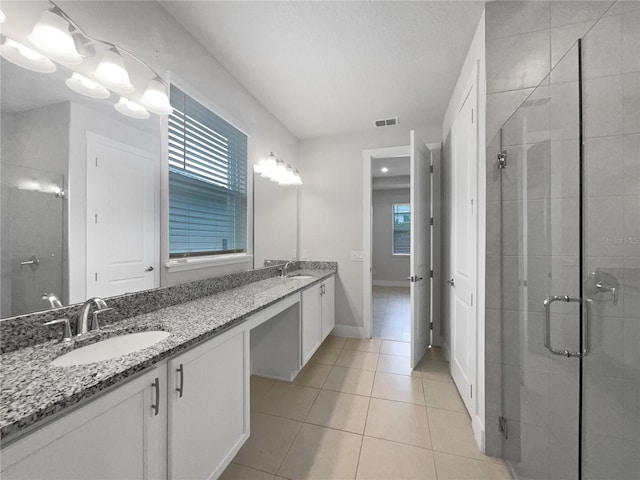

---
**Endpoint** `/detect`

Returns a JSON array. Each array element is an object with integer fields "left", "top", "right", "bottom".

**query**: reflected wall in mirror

[
  {"left": 253, "top": 172, "right": 298, "bottom": 268},
  {"left": 0, "top": 53, "right": 162, "bottom": 318}
]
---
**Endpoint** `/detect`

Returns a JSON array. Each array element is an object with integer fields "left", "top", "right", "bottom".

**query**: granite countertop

[{"left": 0, "top": 269, "right": 334, "bottom": 443}]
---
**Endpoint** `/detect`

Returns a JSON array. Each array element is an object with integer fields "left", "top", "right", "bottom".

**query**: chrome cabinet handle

[
  {"left": 543, "top": 295, "right": 585, "bottom": 357},
  {"left": 145, "top": 266, "right": 154, "bottom": 272},
  {"left": 176, "top": 363, "right": 184, "bottom": 398},
  {"left": 151, "top": 377, "right": 160, "bottom": 415},
  {"left": 446, "top": 278, "right": 455, "bottom": 286}
]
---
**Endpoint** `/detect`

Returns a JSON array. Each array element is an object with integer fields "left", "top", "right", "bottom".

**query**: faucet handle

[
  {"left": 44, "top": 318, "right": 72, "bottom": 342},
  {"left": 91, "top": 307, "right": 113, "bottom": 331}
]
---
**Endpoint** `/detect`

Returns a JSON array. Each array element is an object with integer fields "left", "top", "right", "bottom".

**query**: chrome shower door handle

[{"left": 543, "top": 295, "right": 584, "bottom": 357}]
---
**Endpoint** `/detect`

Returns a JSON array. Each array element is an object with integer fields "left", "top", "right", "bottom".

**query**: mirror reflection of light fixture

[
  {"left": 27, "top": 9, "right": 82, "bottom": 65},
  {"left": 66, "top": 72, "right": 110, "bottom": 99},
  {"left": 114, "top": 97, "right": 149, "bottom": 119},
  {"left": 255, "top": 152, "right": 302, "bottom": 186},
  {"left": 95, "top": 48, "right": 134, "bottom": 93},
  {"left": 0, "top": 38, "right": 56, "bottom": 73},
  {"left": 141, "top": 77, "right": 173, "bottom": 115}
]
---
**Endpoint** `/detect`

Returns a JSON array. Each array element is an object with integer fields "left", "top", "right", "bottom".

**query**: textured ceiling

[{"left": 161, "top": 1, "right": 484, "bottom": 139}]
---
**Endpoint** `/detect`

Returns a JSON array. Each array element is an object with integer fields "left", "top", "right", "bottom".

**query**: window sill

[{"left": 165, "top": 253, "right": 253, "bottom": 273}]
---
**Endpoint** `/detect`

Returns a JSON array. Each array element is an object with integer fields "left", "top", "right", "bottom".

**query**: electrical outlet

[{"left": 350, "top": 251, "right": 364, "bottom": 262}]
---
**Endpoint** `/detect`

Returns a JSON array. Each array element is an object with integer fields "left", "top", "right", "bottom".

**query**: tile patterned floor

[
  {"left": 372, "top": 286, "right": 411, "bottom": 341},
  {"left": 221, "top": 336, "right": 510, "bottom": 480}
]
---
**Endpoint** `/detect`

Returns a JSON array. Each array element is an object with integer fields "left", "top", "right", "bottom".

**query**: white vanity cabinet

[
  {"left": 301, "top": 276, "right": 336, "bottom": 364},
  {"left": 320, "top": 276, "right": 336, "bottom": 339},
  {"left": 168, "top": 328, "right": 250, "bottom": 480},
  {"left": 1, "top": 364, "right": 168, "bottom": 480}
]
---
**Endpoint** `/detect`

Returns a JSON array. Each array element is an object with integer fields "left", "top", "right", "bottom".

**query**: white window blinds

[
  {"left": 392, "top": 204, "right": 411, "bottom": 255},
  {"left": 168, "top": 85, "right": 248, "bottom": 258}
]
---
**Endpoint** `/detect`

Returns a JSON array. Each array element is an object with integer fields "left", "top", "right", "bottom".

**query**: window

[
  {"left": 168, "top": 85, "right": 248, "bottom": 258},
  {"left": 392, "top": 204, "right": 411, "bottom": 255}
]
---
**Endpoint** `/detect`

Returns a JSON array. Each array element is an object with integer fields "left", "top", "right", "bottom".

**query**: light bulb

[
  {"left": 0, "top": 38, "right": 56, "bottom": 73},
  {"left": 66, "top": 72, "right": 110, "bottom": 99},
  {"left": 114, "top": 97, "right": 149, "bottom": 119},
  {"left": 141, "top": 78, "right": 173, "bottom": 115},
  {"left": 95, "top": 49, "right": 134, "bottom": 93},
  {"left": 28, "top": 9, "right": 82, "bottom": 64},
  {"left": 260, "top": 153, "right": 278, "bottom": 178}
]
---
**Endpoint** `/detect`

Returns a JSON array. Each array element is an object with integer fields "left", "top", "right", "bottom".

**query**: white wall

[
  {"left": 440, "top": 10, "right": 486, "bottom": 451},
  {"left": 372, "top": 188, "right": 410, "bottom": 285},
  {"left": 298, "top": 124, "right": 440, "bottom": 333},
  {"left": 57, "top": 1, "right": 299, "bottom": 286}
]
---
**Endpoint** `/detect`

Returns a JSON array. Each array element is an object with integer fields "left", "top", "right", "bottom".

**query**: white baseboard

[
  {"left": 372, "top": 280, "right": 409, "bottom": 287},
  {"left": 442, "top": 341, "right": 451, "bottom": 362},
  {"left": 331, "top": 325, "right": 369, "bottom": 339},
  {"left": 472, "top": 416, "right": 485, "bottom": 453}
]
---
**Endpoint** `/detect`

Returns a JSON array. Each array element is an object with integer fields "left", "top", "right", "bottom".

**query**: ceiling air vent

[{"left": 374, "top": 117, "right": 399, "bottom": 128}]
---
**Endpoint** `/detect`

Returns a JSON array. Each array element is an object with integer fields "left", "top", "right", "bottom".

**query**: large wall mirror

[{"left": 0, "top": 1, "right": 298, "bottom": 319}]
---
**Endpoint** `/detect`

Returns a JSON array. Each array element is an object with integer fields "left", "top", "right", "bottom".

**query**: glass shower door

[
  {"left": 492, "top": 41, "right": 582, "bottom": 480},
  {"left": 580, "top": 3, "right": 640, "bottom": 478}
]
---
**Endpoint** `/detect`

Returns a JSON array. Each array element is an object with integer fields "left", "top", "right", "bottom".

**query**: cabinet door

[
  {"left": 1, "top": 365, "right": 167, "bottom": 480},
  {"left": 321, "top": 276, "right": 336, "bottom": 340},
  {"left": 301, "top": 284, "right": 322, "bottom": 364},
  {"left": 168, "top": 328, "right": 250, "bottom": 480}
]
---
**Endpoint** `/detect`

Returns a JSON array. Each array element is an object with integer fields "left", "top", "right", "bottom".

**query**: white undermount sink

[
  {"left": 287, "top": 274, "right": 314, "bottom": 280},
  {"left": 51, "top": 331, "right": 170, "bottom": 367}
]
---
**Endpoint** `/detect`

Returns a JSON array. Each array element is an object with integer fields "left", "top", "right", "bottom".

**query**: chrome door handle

[
  {"left": 20, "top": 255, "right": 40, "bottom": 271},
  {"left": 543, "top": 295, "right": 587, "bottom": 357},
  {"left": 446, "top": 278, "right": 455, "bottom": 286}
]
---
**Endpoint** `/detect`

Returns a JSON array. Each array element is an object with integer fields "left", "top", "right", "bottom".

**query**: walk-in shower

[{"left": 488, "top": 3, "right": 639, "bottom": 479}]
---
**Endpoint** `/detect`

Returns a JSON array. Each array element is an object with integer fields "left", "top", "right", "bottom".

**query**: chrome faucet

[
  {"left": 42, "top": 292, "right": 63, "bottom": 308},
  {"left": 281, "top": 261, "right": 293, "bottom": 278},
  {"left": 77, "top": 297, "right": 112, "bottom": 335}
]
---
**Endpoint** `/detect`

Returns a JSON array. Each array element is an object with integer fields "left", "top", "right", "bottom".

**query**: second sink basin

[{"left": 51, "top": 331, "right": 170, "bottom": 367}]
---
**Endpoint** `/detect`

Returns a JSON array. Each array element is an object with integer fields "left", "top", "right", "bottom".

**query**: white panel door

[
  {"left": 410, "top": 131, "right": 431, "bottom": 368},
  {"left": 449, "top": 81, "right": 477, "bottom": 415},
  {"left": 86, "top": 134, "right": 157, "bottom": 298}
]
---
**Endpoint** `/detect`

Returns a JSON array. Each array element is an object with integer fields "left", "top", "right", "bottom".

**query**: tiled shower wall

[
  {"left": 483, "top": 0, "right": 617, "bottom": 460},
  {"left": 580, "top": 3, "right": 640, "bottom": 478}
]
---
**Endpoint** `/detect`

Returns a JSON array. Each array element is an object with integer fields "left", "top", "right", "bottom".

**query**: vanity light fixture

[
  {"left": 27, "top": 8, "right": 82, "bottom": 65},
  {"left": 381, "top": 167, "right": 389, "bottom": 173},
  {"left": 114, "top": 97, "right": 150, "bottom": 119},
  {"left": 95, "top": 48, "right": 134, "bottom": 93},
  {"left": 255, "top": 152, "right": 302, "bottom": 186},
  {"left": 141, "top": 77, "right": 173, "bottom": 115},
  {"left": 66, "top": 72, "right": 110, "bottom": 99},
  {"left": 0, "top": 38, "right": 56, "bottom": 73}
]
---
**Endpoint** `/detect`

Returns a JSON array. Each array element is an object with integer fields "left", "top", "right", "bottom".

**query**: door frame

[
  {"left": 362, "top": 145, "right": 411, "bottom": 339},
  {"left": 362, "top": 142, "right": 441, "bottom": 341}
]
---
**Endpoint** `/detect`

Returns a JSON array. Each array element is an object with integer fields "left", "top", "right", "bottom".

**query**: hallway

[
  {"left": 372, "top": 286, "right": 411, "bottom": 341},
  {"left": 221, "top": 335, "right": 509, "bottom": 479}
]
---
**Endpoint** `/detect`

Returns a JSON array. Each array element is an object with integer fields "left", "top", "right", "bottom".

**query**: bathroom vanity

[{"left": 0, "top": 265, "right": 336, "bottom": 479}]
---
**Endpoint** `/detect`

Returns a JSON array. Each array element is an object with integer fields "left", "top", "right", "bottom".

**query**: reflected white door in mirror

[{"left": 84, "top": 133, "right": 159, "bottom": 299}]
